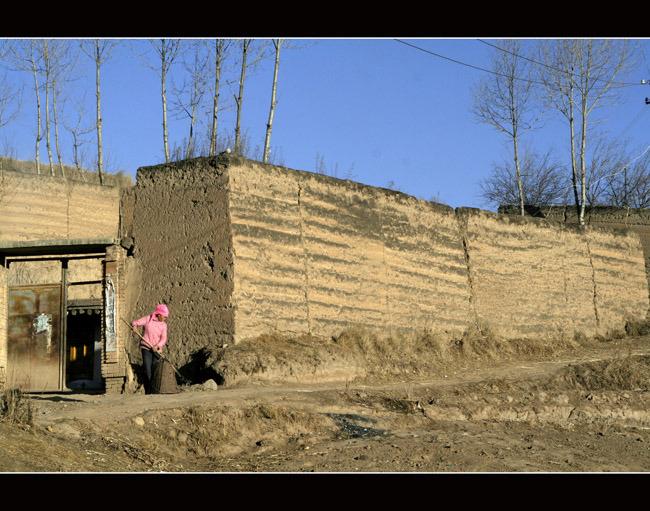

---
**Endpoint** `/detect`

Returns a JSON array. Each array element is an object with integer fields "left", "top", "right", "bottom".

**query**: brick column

[
  {"left": 0, "top": 262, "right": 7, "bottom": 390},
  {"left": 102, "top": 244, "right": 128, "bottom": 394}
]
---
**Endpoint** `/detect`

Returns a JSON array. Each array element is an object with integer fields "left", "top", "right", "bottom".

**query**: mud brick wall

[
  {"left": 501, "top": 205, "right": 650, "bottom": 294},
  {"left": 232, "top": 165, "right": 472, "bottom": 340},
  {"left": 227, "top": 163, "right": 310, "bottom": 340},
  {"left": 131, "top": 158, "right": 235, "bottom": 364},
  {"left": 130, "top": 155, "right": 649, "bottom": 359},
  {"left": 458, "top": 208, "right": 648, "bottom": 339},
  {"left": 565, "top": 207, "right": 650, "bottom": 292},
  {"left": 0, "top": 170, "right": 121, "bottom": 241}
]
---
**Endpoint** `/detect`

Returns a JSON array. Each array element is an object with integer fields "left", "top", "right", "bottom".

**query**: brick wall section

[
  {"left": 0, "top": 265, "right": 6, "bottom": 387},
  {"left": 0, "top": 170, "right": 120, "bottom": 241},
  {"left": 102, "top": 245, "right": 128, "bottom": 394}
]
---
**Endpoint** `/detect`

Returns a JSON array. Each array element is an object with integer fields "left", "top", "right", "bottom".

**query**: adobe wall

[
  {"left": 131, "top": 155, "right": 649, "bottom": 363},
  {"left": 459, "top": 208, "right": 648, "bottom": 339},
  {"left": 130, "top": 158, "right": 235, "bottom": 366},
  {"left": 228, "top": 160, "right": 472, "bottom": 341},
  {"left": 0, "top": 170, "right": 121, "bottom": 241}
]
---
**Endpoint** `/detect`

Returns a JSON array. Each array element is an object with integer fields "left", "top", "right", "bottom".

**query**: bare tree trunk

[
  {"left": 95, "top": 44, "right": 104, "bottom": 184},
  {"left": 133, "top": 39, "right": 182, "bottom": 164},
  {"left": 80, "top": 39, "right": 119, "bottom": 185},
  {"left": 263, "top": 39, "right": 282, "bottom": 164},
  {"left": 162, "top": 57, "right": 170, "bottom": 163},
  {"left": 569, "top": 103, "right": 581, "bottom": 222},
  {"left": 209, "top": 39, "right": 225, "bottom": 157},
  {"left": 43, "top": 53, "right": 54, "bottom": 176},
  {"left": 579, "top": 98, "right": 588, "bottom": 225},
  {"left": 32, "top": 51, "right": 42, "bottom": 176},
  {"left": 234, "top": 40, "right": 249, "bottom": 155},
  {"left": 52, "top": 88, "right": 65, "bottom": 177},
  {"left": 512, "top": 136, "right": 524, "bottom": 216}
]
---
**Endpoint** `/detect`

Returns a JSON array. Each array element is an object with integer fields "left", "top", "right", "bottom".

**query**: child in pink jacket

[{"left": 131, "top": 304, "right": 169, "bottom": 393}]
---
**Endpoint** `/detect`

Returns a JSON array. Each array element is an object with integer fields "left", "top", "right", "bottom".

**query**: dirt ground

[{"left": 3, "top": 329, "right": 650, "bottom": 474}]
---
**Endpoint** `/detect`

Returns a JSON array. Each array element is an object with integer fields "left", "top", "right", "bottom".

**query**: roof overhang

[{"left": 0, "top": 238, "right": 119, "bottom": 257}]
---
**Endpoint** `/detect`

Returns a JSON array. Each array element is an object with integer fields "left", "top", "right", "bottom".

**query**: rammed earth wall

[
  {"left": 0, "top": 170, "right": 121, "bottom": 241},
  {"left": 130, "top": 154, "right": 649, "bottom": 362}
]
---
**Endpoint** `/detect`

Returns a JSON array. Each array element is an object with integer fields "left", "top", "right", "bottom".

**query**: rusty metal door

[{"left": 7, "top": 285, "right": 63, "bottom": 391}]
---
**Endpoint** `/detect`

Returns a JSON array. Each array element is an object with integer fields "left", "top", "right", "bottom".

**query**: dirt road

[{"left": 2, "top": 333, "right": 650, "bottom": 473}]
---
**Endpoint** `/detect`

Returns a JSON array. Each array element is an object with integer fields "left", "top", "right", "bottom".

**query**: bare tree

[
  {"left": 171, "top": 40, "right": 210, "bottom": 160},
  {"left": 6, "top": 40, "right": 44, "bottom": 174},
  {"left": 79, "top": 39, "right": 120, "bottom": 185},
  {"left": 471, "top": 39, "right": 541, "bottom": 216},
  {"left": 234, "top": 39, "right": 268, "bottom": 155},
  {"left": 537, "top": 39, "right": 640, "bottom": 225},
  {"left": 133, "top": 39, "right": 183, "bottom": 163},
  {"left": 263, "top": 39, "right": 283, "bottom": 163},
  {"left": 479, "top": 145, "right": 568, "bottom": 211},
  {"left": 31, "top": 39, "right": 79, "bottom": 178},
  {"left": 203, "top": 39, "right": 235, "bottom": 156},
  {"left": 600, "top": 142, "right": 650, "bottom": 208},
  {"left": 0, "top": 40, "right": 22, "bottom": 143},
  {"left": 62, "top": 91, "right": 95, "bottom": 180}
]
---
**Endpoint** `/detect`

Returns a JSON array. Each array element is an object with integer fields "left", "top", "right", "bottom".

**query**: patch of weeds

[{"left": 0, "top": 388, "right": 33, "bottom": 427}]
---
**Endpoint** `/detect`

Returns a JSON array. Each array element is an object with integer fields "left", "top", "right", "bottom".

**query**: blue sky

[{"left": 4, "top": 38, "right": 650, "bottom": 210}]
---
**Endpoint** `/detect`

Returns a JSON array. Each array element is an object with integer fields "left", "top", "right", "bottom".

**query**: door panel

[{"left": 7, "top": 285, "right": 62, "bottom": 391}]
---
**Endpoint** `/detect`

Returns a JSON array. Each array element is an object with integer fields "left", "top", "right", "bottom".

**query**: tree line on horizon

[
  {"left": 471, "top": 39, "right": 650, "bottom": 225},
  {"left": 0, "top": 39, "right": 300, "bottom": 186}
]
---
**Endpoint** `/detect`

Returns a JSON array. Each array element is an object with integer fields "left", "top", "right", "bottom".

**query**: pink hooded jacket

[{"left": 131, "top": 305, "right": 168, "bottom": 352}]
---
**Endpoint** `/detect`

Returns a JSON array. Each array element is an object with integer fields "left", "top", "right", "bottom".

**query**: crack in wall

[
  {"left": 456, "top": 211, "right": 481, "bottom": 333},
  {"left": 296, "top": 179, "right": 311, "bottom": 334},
  {"left": 379, "top": 215, "right": 392, "bottom": 339},
  {"left": 585, "top": 238, "right": 601, "bottom": 328}
]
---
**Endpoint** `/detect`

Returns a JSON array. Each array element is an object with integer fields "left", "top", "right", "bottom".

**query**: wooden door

[{"left": 7, "top": 285, "right": 63, "bottom": 391}]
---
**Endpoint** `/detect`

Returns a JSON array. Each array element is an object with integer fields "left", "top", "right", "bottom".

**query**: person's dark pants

[{"left": 141, "top": 348, "right": 161, "bottom": 394}]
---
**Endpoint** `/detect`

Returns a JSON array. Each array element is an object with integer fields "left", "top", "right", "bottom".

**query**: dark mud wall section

[
  {"left": 131, "top": 158, "right": 235, "bottom": 369},
  {"left": 130, "top": 156, "right": 649, "bottom": 365}
]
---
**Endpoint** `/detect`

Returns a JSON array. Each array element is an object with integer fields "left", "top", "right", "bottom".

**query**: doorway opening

[{"left": 65, "top": 302, "right": 102, "bottom": 391}]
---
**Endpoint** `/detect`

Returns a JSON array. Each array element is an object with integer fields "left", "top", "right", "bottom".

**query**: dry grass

[
  {"left": 0, "top": 388, "right": 33, "bottom": 427},
  {"left": 210, "top": 321, "right": 650, "bottom": 387},
  {"left": 564, "top": 355, "right": 650, "bottom": 391},
  {"left": 0, "top": 156, "right": 133, "bottom": 188},
  {"left": 334, "top": 325, "right": 586, "bottom": 381}
]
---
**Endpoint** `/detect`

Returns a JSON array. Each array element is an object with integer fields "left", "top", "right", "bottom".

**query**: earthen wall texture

[
  {"left": 131, "top": 155, "right": 649, "bottom": 359},
  {"left": 546, "top": 206, "right": 650, "bottom": 287},
  {"left": 0, "top": 170, "right": 121, "bottom": 241},
  {"left": 458, "top": 208, "right": 648, "bottom": 339},
  {"left": 131, "top": 158, "right": 235, "bottom": 365},
  {"left": 228, "top": 161, "right": 472, "bottom": 341}
]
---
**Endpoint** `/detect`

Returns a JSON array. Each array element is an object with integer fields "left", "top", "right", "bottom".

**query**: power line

[
  {"left": 477, "top": 38, "right": 645, "bottom": 88},
  {"left": 395, "top": 38, "right": 648, "bottom": 91}
]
